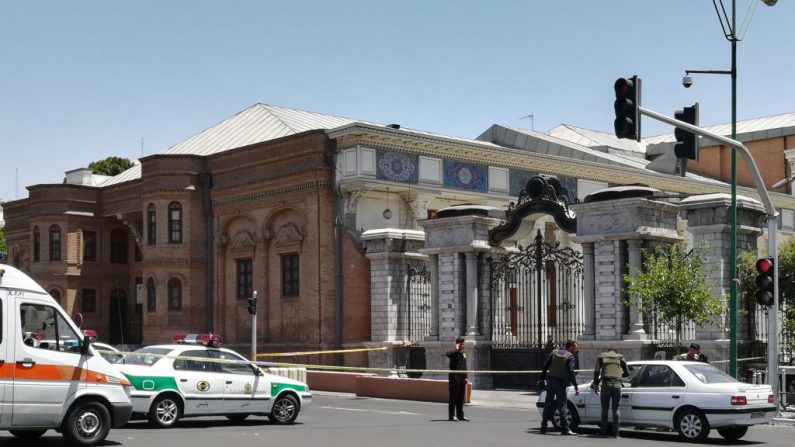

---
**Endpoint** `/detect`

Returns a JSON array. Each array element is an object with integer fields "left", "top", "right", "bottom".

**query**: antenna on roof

[
  {"left": 520, "top": 113, "right": 534, "bottom": 131},
  {"left": 140, "top": 137, "right": 144, "bottom": 157}
]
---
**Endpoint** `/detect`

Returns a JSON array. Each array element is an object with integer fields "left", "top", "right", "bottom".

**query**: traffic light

[
  {"left": 755, "top": 257, "right": 775, "bottom": 307},
  {"left": 613, "top": 76, "right": 641, "bottom": 141},
  {"left": 674, "top": 103, "right": 700, "bottom": 160},
  {"left": 247, "top": 295, "right": 258, "bottom": 315}
]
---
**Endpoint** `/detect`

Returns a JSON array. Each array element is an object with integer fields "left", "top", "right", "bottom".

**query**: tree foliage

[
  {"left": 88, "top": 156, "right": 133, "bottom": 176},
  {"left": 624, "top": 244, "right": 724, "bottom": 348},
  {"left": 739, "top": 238, "right": 795, "bottom": 357},
  {"left": 0, "top": 226, "right": 6, "bottom": 263}
]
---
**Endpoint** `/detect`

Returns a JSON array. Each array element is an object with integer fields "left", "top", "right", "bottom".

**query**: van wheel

[
  {"left": 675, "top": 408, "right": 710, "bottom": 441},
  {"left": 149, "top": 394, "right": 182, "bottom": 428},
  {"left": 268, "top": 394, "right": 299, "bottom": 424},
  {"left": 718, "top": 426, "right": 748, "bottom": 441},
  {"left": 62, "top": 401, "right": 111, "bottom": 446},
  {"left": 9, "top": 430, "right": 46, "bottom": 440}
]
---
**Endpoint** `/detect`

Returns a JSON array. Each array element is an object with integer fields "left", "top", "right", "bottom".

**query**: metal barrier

[{"left": 266, "top": 367, "right": 307, "bottom": 384}]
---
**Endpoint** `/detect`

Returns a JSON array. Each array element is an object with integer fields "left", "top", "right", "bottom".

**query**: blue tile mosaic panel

[
  {"left": 509, "top": 169, "right": 538, "bottom": 197},
  {"left": 443, "top": 161, "right": 487, "bottom": 192},
  {"left": 376, "top": 150, "right": 418, "bottom": 183},
  {"left": 557, "top": 175, "right": 577, "bottom": 203}
]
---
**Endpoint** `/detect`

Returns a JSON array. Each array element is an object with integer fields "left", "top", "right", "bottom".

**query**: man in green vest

[
  {"left": 591, "top": 348, "right": 630, "bottom": 437},
  {"left": 540, "top": 340, "right": 579, "bottom": 435}
]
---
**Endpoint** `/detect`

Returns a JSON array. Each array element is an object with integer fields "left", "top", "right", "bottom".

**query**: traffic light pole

[
  {"left": 638, "top": 105, "right": 781, "bottom": 410},
  {"left": 251, "top": 290, "right": 258, "bottom": 362}
]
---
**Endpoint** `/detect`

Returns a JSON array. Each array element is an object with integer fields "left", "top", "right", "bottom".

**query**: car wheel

[
  {"left": 675, "top": 408, "right": 710, "bottom": 441},
  {"left": 226, "top": 414, "right": 249, "bottom": 423},
  {"left": 268, "top": 394, "right": 299, "bottom": 424},
  {"left": 149, "top": 394, "right": 182, "bottom": 428},
  {"left": 550, "top": 402, "right": 580, "bottom": 430},
  {"left": 61, "top": 401, "right": 111, "bottom": 446},
  {"left": 717, "top": 426, "right": 748, "bottom": 441},
  {"left": 9, "top": 430, "right": 47, "bottom": 440}
]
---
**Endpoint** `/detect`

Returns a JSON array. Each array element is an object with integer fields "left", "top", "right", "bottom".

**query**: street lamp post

[{"left": 685, "top": 0, "right": 776, "bottom": 380}]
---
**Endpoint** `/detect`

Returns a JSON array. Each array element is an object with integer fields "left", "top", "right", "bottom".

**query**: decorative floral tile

[
  {"left": 509, "top": 169, "right": 538, "bottom": 197},
  {"left": 443, "top": 161, "right": 487, "bottom": 192},
  {"left": 376, "top": 150, "right": 418, "bottom": 183}
]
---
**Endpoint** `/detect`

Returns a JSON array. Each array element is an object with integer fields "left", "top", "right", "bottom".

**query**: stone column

[
  {"left": 581, "top": 242, "right": 595, "bottom": 340},
  {"left": 680, "top": 194, "right": 765, "bottom": 346},
  {"left": 624, "top": 239, "right": 646, "bottom": 339},
  {"left": 404, "top": 192, "right": 430, "bottom": 230},
  {"left": 465, "top": 252, "right": 479, "bottom": 336},
  {"left": 429, "top": 254, "right": 440, "bottom": 338}
]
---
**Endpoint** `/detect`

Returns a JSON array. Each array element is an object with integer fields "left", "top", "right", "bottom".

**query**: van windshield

[{"left": 120, "top": 347, "right": 172, "bottom": 366}]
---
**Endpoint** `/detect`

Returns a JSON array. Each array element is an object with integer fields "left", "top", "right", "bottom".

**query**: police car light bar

[
  {"left": 82, "top": 330, "right": 98, "bottom": 341},
  {"left": 172, "top": 333, "right": 223, "bottom": 347}
]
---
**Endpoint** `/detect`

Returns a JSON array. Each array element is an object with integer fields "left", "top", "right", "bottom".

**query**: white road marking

[{"left": 321, "top": 406, "right": 423, "bottom": 416}]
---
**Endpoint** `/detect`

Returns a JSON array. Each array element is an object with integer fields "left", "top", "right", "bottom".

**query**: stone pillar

[
  {"left": 404, "top": 192, "right": 430, "bottom": 230},
  {"left": 785, "top": 150, "right": 795, "bottom": 196},
  {"left": 581, "top": 242, "right": 595, "bottom": 340},
  {"left": 680, "top": 194, "right": 765, "bottom": 347},
  {"left": 570, "top": 190, "right": 681, "bottom": 365},
  {"left": 624, "top": 239, "right": 646, "bottom": 339},
  {"left": 465, "top": 252, "right": 479, "bottom": 335},
  {"left": 429, "top": 254, "right": 440, "bottom": 338},
  {"left": 362, "top": 228, "right": 427, "bottom": 342}
]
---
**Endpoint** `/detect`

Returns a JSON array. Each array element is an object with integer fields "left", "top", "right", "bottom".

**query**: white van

[{"left": 0, "top": 265, "right": 133, "bottom": 445}]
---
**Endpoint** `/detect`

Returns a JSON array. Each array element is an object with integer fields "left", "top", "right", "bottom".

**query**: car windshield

[
  {"left": 120, "top": 347, "right": 172, "bottom": 366},
  {"left": 683, "top": 363, "right": 738, "bottom": 384}
]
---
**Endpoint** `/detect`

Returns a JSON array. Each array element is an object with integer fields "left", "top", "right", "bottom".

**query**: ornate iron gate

[
  {"left": 489, "top": 229, "right": 584, "bottom": 387},
  {"left": 402, "top": 264, "right": 433, "bottom": 342}
]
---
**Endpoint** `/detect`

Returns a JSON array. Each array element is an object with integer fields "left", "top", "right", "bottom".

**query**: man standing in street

[
  {"left": 446, "top": 336, "right": 469, "bottom": 422},
  {"left": 540, "top": 340, "right": 579, "bottom": 435},
  {"left": 591, "top": 347, "right": 630, "bottom": 438},
  {"left": 674, "top": 343, "right": 708, "bottom": 363}
]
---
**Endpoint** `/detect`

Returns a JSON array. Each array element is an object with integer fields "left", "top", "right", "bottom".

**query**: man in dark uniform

[
  {"left": 446, "top": 336, "right": 469, "bottom": 421},
  {"left": 591, "top": 347, "right": 630, "bottom": 437},
  {"left": 540, "top": 340, "right": 579, "bottom": 435},
  {"left": 675, "top": 342, "right": 708, "bottom": 363}
]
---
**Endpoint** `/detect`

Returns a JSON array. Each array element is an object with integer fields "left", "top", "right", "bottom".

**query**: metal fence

[{"left": 401, "top": 264, "right": 433, "bottom": 342}]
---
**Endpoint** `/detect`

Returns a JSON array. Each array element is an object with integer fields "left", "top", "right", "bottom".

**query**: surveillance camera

[
  {"left": 762, "top": 0, "right": 777, "bottom": 6},
  {"left": 682, "top": 75, "right": 693, "bottom": 88}
]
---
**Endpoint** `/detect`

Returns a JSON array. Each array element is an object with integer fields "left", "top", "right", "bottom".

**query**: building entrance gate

[{"left": 489, "top": 229, "right": 584, "bottom": 388}]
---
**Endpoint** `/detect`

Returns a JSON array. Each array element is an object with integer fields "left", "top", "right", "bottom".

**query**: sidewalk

[{"left": 469, "top": 388, "right": 538, "bottom": 410}]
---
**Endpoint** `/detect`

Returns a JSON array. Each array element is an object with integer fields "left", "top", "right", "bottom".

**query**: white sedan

[
  {"left": 116, "top": 334, "right": 311, "bottom": 427},
  {"left": 537, "top": 360, "right": 775, "bottom": 441}
]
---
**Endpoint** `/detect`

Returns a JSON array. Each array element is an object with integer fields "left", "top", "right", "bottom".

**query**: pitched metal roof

[
  {"left": 645, "top": 112, "right": 795, "bottom": 154},
  {"left": 548, "top": 124, "right": 647, "bottom": 156}
]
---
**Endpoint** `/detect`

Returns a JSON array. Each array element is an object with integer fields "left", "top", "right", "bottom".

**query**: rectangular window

[
  {"left": 281, "top": 254, "right": 299, "bottom": 297},
  {"left": 49, "top": 227, "right": 61, "bottom": 261},
  {"left": 83, "top": 231, "right": 97, "bottom": 262},
  {"left": 237, "top": 259, "right": 253, "bottom": 299},
  {"left": 20, "top": 304, "right": 79, "bottom": 352},
  {"left": 82, "top": 289, "right": 96, "bottom": 313}
]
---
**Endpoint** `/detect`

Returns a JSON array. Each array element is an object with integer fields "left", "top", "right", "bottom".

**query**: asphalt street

[{"left": 1, "top": 392, "right": 792, "bottom": 447}]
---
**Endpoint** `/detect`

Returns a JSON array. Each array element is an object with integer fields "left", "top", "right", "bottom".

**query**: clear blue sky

[{"left": 2, "top": 0, "right": 793, "bottom": 202}]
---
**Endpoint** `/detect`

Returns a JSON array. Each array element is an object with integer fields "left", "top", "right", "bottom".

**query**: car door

[
  {"left": 13, "top": 302, "right": 85, "bottom": 426},
  {"left": 629, "top": 364, "right": 686, "bottom": 426},
  {"left": 584, "top": 363, "right": 640, "bottom": 422},
  {"left": 172, "top": 349, "right": 225, "bottom": 414},
  {"left": 209, "top": 349, "right": 270, "bottom": 413}
]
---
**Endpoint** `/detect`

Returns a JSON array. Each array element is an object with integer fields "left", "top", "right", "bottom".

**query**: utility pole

[{"left": 248, "top": 290, "right": 258, "bottom": 361}]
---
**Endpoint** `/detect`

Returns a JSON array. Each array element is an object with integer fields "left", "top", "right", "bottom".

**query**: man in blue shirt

[{"left": 540, "top": 340, "right": 579, "bottom": 435}]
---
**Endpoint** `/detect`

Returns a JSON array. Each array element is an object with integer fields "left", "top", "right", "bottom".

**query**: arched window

[
  {"left": 167, "top": 278, "right": 182, "bottom": 312},
  {"left": 168, "top": 202, "right": 182, "bottom": 244},
  {"left": 49, "top": 289, "right": 61, "bottom": 304},
  {"left": 33, "top": 226, "right": 40, "bottom": 262},
  {"left": 110, "top": 229, "right": 128, "bottom": 263},
  {"left": 146, "top": 278, "right": 156, "bottom": 312},
  {"left": 147, "top": 203, "right": 156, "bottom": 245},
  {"left": 49, "top": 225, "right": 61, "bottom": 261}
]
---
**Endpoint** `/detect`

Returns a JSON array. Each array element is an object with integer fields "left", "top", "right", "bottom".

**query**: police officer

[
  {"left": 675, "top": 342, "right": 708, "bottom": 363},
  {"left": 446, "top": 336, "right": 469, "bottom": 421},
  {"left": 540, "top": 340, "right": 579, "bottom": 435},
  {"left": 591, "top": 348, "right": 630, "bottom": 438}
]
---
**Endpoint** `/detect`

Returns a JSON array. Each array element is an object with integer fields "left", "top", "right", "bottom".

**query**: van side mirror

[{"left": 80, "top": 336, "right": 93, "bottom": 356}]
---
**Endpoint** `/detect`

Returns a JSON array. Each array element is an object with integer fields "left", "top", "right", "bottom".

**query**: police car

[
  {"left": 116, "top": 333, "right": 311, "bottom": 427},
  {"left": 537, "top": 360, "right": 775, "bottom": 441}
]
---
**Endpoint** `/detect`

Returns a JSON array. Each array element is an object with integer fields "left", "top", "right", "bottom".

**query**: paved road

[{"left": 1, "top": 393, "right": 791, "bottom": 446}]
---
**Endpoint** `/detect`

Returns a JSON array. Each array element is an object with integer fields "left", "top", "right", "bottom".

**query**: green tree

[
  {"left": 88, "top": 156, "right": 133, "bottom": 176},
  {"left": 624, "top": 244, "right": 724, "bottom": 348},
  {"left": 739, "top": 239, "right": 795, "bottom": 358},
  {"left": 0, "top": 226, "right": 6, "bottom": 263}
]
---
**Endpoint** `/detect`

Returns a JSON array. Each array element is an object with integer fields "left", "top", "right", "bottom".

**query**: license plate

[{"left": 751, "top": 411, "right": 766, "bottom": 419}]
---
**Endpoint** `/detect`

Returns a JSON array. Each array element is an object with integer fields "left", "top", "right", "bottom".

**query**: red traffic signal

[
  {"left": 613, "top": 76, "right": 641, "bottom": 141},
  {"left": 755, "top": 257, "right": 775, "bottom": 307}
]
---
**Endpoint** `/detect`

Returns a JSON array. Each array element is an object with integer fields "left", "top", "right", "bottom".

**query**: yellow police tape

[{"left": 255, "top": 346, "right": 389, "bottom": 357}]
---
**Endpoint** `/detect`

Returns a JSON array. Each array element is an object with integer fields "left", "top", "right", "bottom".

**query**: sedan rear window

[
  {"left": 120, "top": 347, "right": 172, "bottom": 366},
  {"left": 683, "top": 364, "right": 738, "bottom": 384}
]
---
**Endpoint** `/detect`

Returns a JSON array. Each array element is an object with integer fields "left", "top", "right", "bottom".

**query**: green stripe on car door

[{"left": 124, "top": 374, "right": 179, "bottom": 391}]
